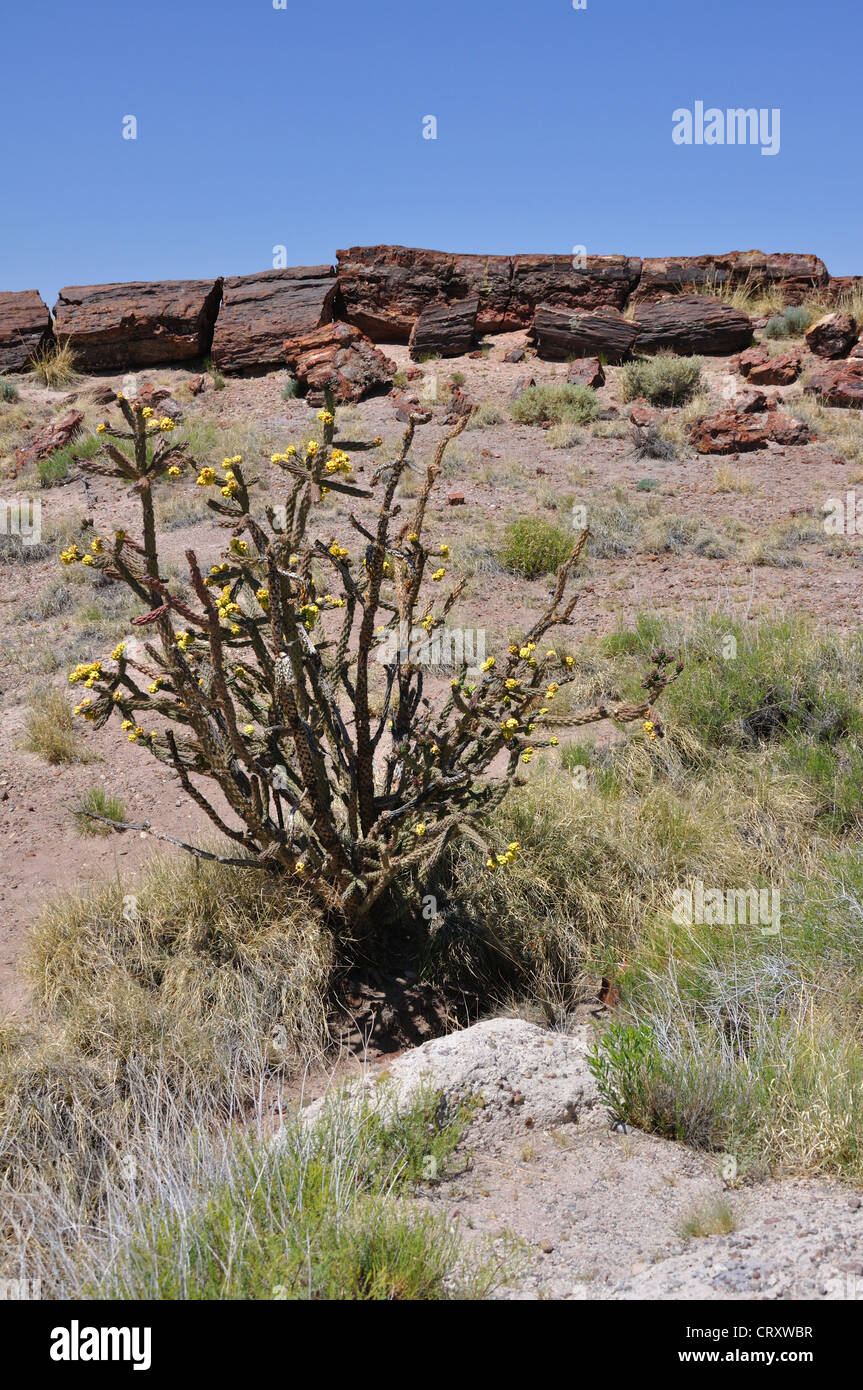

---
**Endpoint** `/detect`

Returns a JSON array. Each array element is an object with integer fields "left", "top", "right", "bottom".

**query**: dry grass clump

[
  {"left": 30, "top": 340, "right": 79, "bottom": 388},
  {"left": 28, "top": 853, "right": 334, "bottom": 1077},
  {"left": 678, "top": 1197, "right": 738, "bottom": 1240},
  {"left": 23, "top": 689, "right": 91, "bottom": 764}
]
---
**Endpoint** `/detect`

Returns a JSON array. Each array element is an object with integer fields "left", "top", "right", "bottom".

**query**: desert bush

[
  {"left": 466, "top": 400, "right": 504, "bottom": 429},
  {"left": 499, "top": 516, "right": 573, "bottom": 577},
  {"left": 30, "top": 340, "right": 78, "bottom": 388},
  {"left": 281, "top": 375, "right": 299, "bottom": 400},
  {"left": 1, "top": 380, "right": 19, "bottom": 403},
  {"left": 763, "top": 305, "right": 812, "bottom": 340},
  {"left": 94, "top": 1088, "right": 499, "bottom": 1300},
  {"left": 678, "top": 1198, "right": 737, "bottom": 1240},
  {"left": 59, "top": 393, "right": 673, "bottom": 942},
  {"left": 509, "top": 382, "right": 599, "bottom": 427},
  {"left": 620, "top": 355, "right": 703, "bottom": 408},
  {"left": 205, "top": 357, "right": 225, "bottom": 391},
  {"left": 590, "top": 848, "right": 863, "bottom": 1181}
]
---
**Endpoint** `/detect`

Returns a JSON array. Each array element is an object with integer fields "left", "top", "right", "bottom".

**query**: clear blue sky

[{"left": 3, "top": 0, "right": 860, "bottom": 309}]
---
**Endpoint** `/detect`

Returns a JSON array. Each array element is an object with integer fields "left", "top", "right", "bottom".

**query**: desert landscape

[{"left": 1, "top": 243, "right": 863, "bottom": 1307}]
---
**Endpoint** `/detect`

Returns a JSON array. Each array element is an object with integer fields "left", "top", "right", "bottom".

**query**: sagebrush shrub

[
  {"left": 509, "top": 383, "right": 599, "bottom": 427},
  {"left": 620, "top": 355, "right": 703, "bottom": 408},
  {"left": 500, "top": 516, "right": 573, "bottom": 577}
]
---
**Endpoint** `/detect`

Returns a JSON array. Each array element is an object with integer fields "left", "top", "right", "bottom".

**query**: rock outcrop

[
  {"left": 53, "top": 278, "right": 223, "bottom": 370},
  {"left": 508, "top": 254, "right": 642, "bottom": 321},
  {"left": 211, "top": 267, "right": 336, "bottom": 372},
  {"left": 632, "top": 295, "right": 753, "bottom": 355},
  {"left": 408, "top": 297, "right": 478, "bottom": 359},
  {"left": 335, "top": 245, "right": 641, "bottom": 341},
  {"left": 635, "top": 251, "right": 829, "bottom": 304},
  {"left": 300, "top": 1018, "right": 600, "bottom": 1144},
  {"left": 283, "top": 320, "right": 395, "bottom": 404},
  {"left": 531, "top": 305, "right": 638, "bottom": 362},
  {"left": 0, "top": 290, "right": 53, "bottom": 373}
]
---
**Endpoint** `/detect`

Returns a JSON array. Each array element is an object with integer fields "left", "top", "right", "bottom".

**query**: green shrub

[
  {"left": 510, "top": 382, "right": 599, "bottom": 427},
  {"left": 620, "top": 355, "right": 703, "bottom": 407},
  {"left": 94, "top": 1090, "right": 501, "bottom": 1300},
  {"left": 0, "top": 380, "right": 19, "bottom": 403},
  {"left": 667, "top": 617, "right": 863, "bottom": 749},
  {"left": 281, "top": 375, "right": 299, "bottom": 400},
  {"left": 466, "top": 400, "right": 505, "bottom": 429},
  {"left": 764, "top": 306, "right": 812, "bottom": 340},
  {"left": 500, "top": 516, "right": 574, "bottom": 577}
]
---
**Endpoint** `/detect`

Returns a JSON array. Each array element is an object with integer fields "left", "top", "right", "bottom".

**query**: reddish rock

[
  {"left": 504, "top": 347, "right": 525, "bottom": 363},
  {"left": 765, "top": 410, "right": 811, "bottom": 446},
  {"left": 405, "top": 366, "right": 423, "bottom": 380},
  {"left": 283, "top": 321, "right": 395, "bottom": 404},
  {"left": 737, "top": 345, "right": 770, "bottom": 377},
  {"left": 391, "top": 388, "right": 429, "bottom": 423},
  {"left": 14, "top": 409, "right": 84, "bottom": 475},
  {"left": 211, "top": 266, "right": 336, "bottom": 372},
  {"left": 735, "top": 388, "right": 769, "bottom": 413},
  {"left": 447, "top": 492, "right": 465, "bottom": 505},
  {"left": 531, "top": 305, "right": 638, "bottom": 362},
  {"left": 336, "top": 245, "right": 507, "bottom": 340},
  {"left": 53, "top": 278, "right": 223, "bottom": 370},
  {"left": 688, "top": 410, "right": 770, "bottom": 453},
  {"left": 747, "top": 352, "right": 802, "bottom": 386},
  {"left": 632, "top": 295, "right": 753, "bottom": 355},
  {"left": 635, "top": 251, "right": 829, "bottom": 304},
  {"left": 508, "top": 254, "right": 642, "bottom": 322},
  {"left": 804, "top": 361, "right": 863, "bottom": 408},
  {"left": 689, "top": 401, "right": 810, "bottom": 453},
  {"left": 805, "top": 312, "right": 858, "bottom": 360},
  {"left": 0, "top": 290, "right": 53, "bottom": 373},
  {"left": 851, "top": 340, "right": 863, "bottom": 360},
  {"left": 187, "top": 373, "right": 206, "bottom": 395},
  {"left": 137, "top": 381, "right": 172, "bottom": 407},
  {"left": 630, "top": 404, "right": 658, "bottom": 428},
  {"left": 566, "top": 356, "right": 605, "bottom": 388},
  {"left": 409, "top": 297, "right": 478, "bottom": 359},
  {"left": 444, "top": 387, "right": 473, "bottom": 422},
  {"left": 827, "top": 276, "right": 863, "bottom": 302},
  {"left": 335, "top": 245, "right": 641, "bottom": 341}
]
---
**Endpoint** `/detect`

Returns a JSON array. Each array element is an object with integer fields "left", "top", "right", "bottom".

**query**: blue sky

[{"left": 3, "top": 0, "right": 860, "bottom": 308}]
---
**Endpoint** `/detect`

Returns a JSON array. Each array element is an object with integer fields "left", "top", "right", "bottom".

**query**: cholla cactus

[{"left": 67, "top": 391, "right": 677, "bottom": 933}]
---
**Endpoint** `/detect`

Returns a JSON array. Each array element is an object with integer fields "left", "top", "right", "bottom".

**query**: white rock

[{"left": 300, "top": 1018, "right": 601, "bottom": 1147}]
